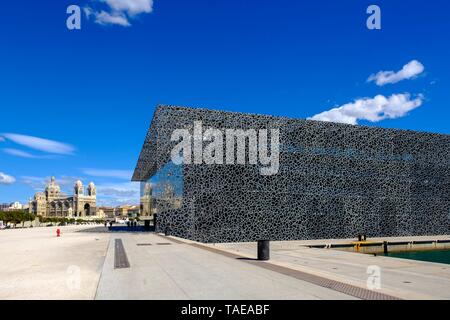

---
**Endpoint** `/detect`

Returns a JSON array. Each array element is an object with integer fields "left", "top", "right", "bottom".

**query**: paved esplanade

[
  {"left": 0, "top": 226, "right": 109, "bottom": 299},
  {"left": 2, "top": 227, "right": 450, "bottom": 299},
  {"left": 210, "top": 238, "right": 450, "bottom": 299},
  {"left": 0, "top": 226, "right": 354, "bottom": 299},
  {"left": 95, "top": 233, "right": 354, "bottom": 299}
]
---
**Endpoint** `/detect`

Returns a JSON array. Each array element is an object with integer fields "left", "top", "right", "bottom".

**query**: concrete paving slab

[
  {"left": 95, "top": 233, "right": 356, "bottom": 300},
  {"left": 207, "top": 240, "right": 450, "bottom": 299}
]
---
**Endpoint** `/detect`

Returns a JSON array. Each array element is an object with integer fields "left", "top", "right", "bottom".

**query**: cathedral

[{"left": 29, "top": 177, "right": 100, "bottom": 218}]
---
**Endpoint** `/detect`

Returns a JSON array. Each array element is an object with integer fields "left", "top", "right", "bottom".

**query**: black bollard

[
  {"left": 257, "top": 240, "right": 270, "bottom": 261},
  {"left": 358, "top": 234, "right": 362, "bottom": 241},
  {"left": 383, "top": 241, "right": 388, "bottom": 254}
]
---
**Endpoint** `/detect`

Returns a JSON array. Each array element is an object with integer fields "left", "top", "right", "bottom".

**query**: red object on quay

[{"left": 56, "top": 229, "right": 61, "bottom": 237}]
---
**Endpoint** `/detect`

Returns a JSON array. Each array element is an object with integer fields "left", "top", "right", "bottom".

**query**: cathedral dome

[{"left": 45, "top": 176, "right": 60, "bottom": 193}]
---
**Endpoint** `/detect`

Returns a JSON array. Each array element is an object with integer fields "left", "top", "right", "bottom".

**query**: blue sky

[{"left": 1, "top": 0, "right": 449, "bottom": 205}]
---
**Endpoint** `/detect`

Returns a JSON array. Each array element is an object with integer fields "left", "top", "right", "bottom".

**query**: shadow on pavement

[{"left": 78, "top": 225, "right": 155, "bottom": 233}]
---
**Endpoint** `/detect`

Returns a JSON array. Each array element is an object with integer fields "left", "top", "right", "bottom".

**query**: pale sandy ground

[{"left": 0, "top": 226, "right": 109, "bottom": 300}]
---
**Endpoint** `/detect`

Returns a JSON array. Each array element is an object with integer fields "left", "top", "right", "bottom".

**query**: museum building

[{"left": 132, "top": 105, "right": 450, "bottom": 243}]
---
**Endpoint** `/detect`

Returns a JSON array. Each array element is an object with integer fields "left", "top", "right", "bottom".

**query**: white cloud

[
  {"left": 2, "top": 133, "right": 75, "bottom": 155},
  {"left": 368, "top": 60, "right": 425, "bottom": 86},
  {"left": 308, "top": 93, "right": 424, "bottom": 125},
  {"left": 21, "top": 175, "right": 84, "bottom": 191},
  {"left": 96, "top": 182, "right": 140, "bottom": 196},
  {"left": 104, "top": 0, "right": 153, "bottom": 16},
  {"left": 21, "top": 176, "right": 50, "bottom": 190},
  {"left": 82, "top": 168, "right": 133, "bottom": 180},
  {"left": 96, "top": 182, "right": 140, "bottom": 206},
  {"left": 3, "top": 148, "right": 38, "bottom": 158},
  {"left": 0, "top": 172, "right": 16, "bottom": 185},
  {"left": 94, "top": 11, "right": 131, "bottom": 26},
  {"left": 26, "top": 175, "right": 76, "bottom": 189},
  {"left": 85, "top": 0, "right": 153, "bottom": 27},
  {"left": 98, "top": 187, "right": 138, "bottom": 197},
  {"left": 84, "top": 6, "right": 94, "bottom": 17}
]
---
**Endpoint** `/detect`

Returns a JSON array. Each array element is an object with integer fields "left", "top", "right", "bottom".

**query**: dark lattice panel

[{"left": 134, "top": 105, "right": 450, "bottom": 243}]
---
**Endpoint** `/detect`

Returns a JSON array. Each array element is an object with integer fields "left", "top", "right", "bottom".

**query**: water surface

[{"left": 381, "top": 249, "right": 450, "bottom": 265}]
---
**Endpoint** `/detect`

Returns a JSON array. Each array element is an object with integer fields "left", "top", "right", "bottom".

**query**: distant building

[
  {"left": 9, "top": 202, "right": 23, "bottom": 210},
  {"left": 97, "top": 206, "right": 115, "bottom": 220},
  {"left": 0, "top": 203, "right": 10, "bottom": 211},
  {"left": 115, "top": 205, "right": 140, "bottom": 219},
  {"left": 0, "top": 202, "right": 26, "bottom": 212},
  {"left": 29, "top": 177, "right": 101, "bottom": 219}
]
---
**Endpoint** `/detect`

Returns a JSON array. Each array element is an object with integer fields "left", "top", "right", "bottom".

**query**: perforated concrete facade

[{"left": 133, "top": 105, "right": 450, "bottom": 243}]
